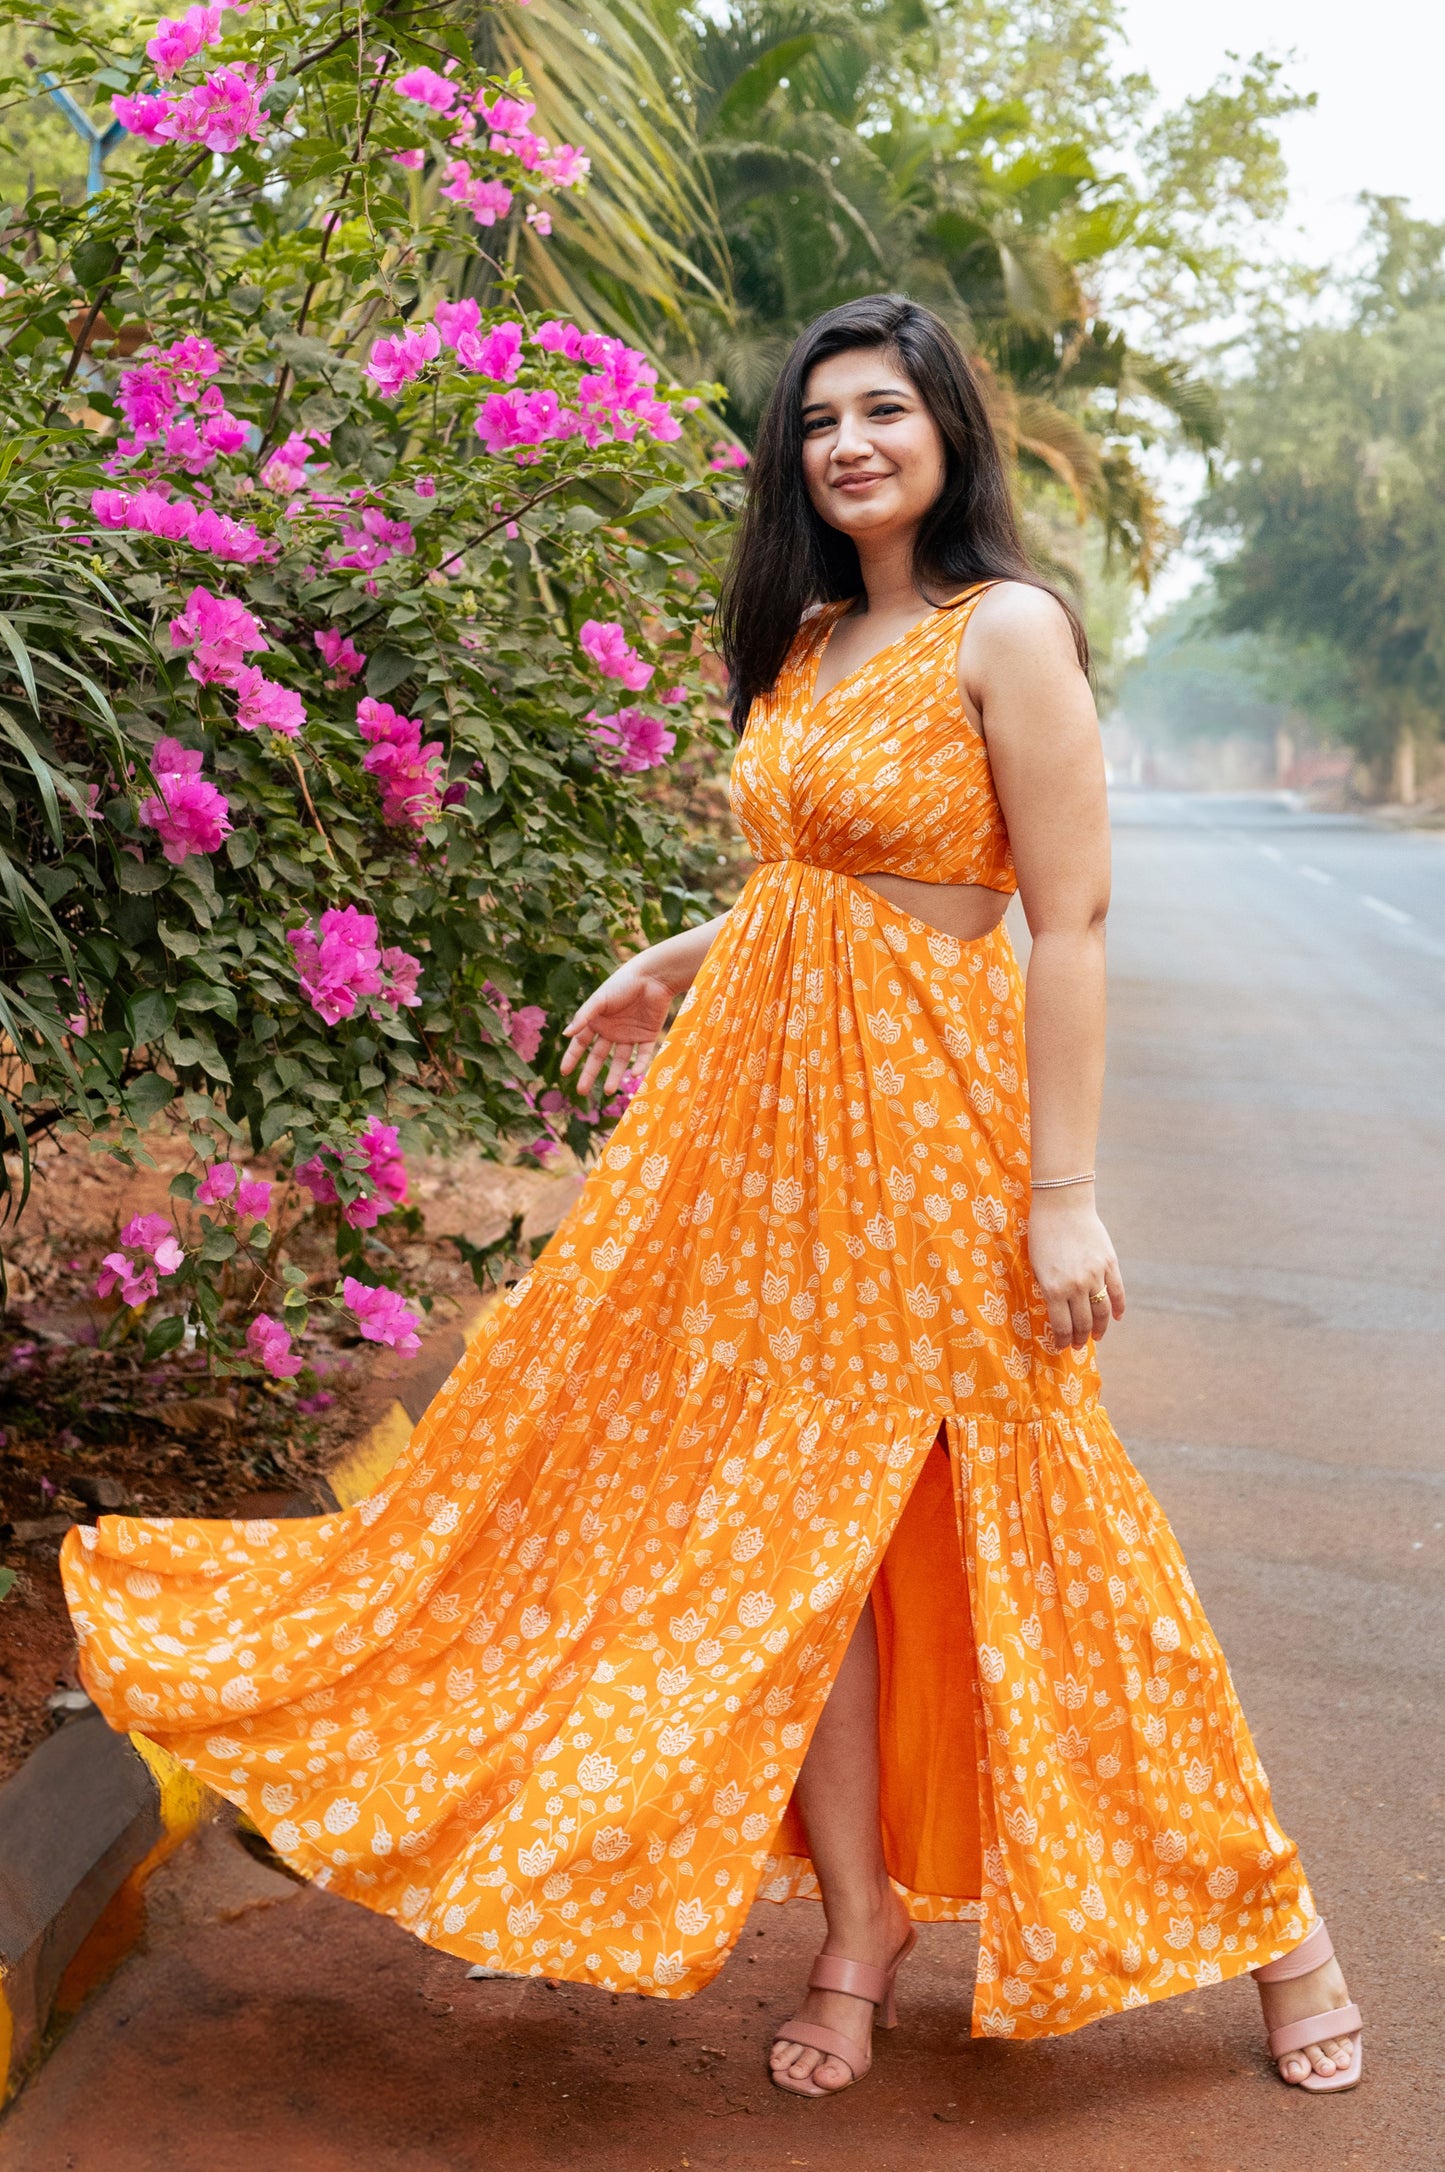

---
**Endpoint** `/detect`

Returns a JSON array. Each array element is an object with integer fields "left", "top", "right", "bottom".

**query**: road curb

[{"left": 0, "top": 1290, "right": 495, "bottom": 2108}]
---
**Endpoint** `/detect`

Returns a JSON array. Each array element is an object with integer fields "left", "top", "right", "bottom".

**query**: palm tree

[{"left": 674, "top": 0, "right": 1219, "bottom": 584}]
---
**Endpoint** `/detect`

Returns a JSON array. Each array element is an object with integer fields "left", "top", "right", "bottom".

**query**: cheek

[{"left": 801, "top": 439, "right": 832, "bottom": 511}]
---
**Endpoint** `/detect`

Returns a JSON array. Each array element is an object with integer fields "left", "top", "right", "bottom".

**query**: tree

[
  {"left": 672, "top": 0, "right": 1308, "bottom": 593},
  {"left": 0, "top": 0, "right": 733, "bottom": 1362},
  {"left": 1203, "top": 200, "right": 1445, "bottom": 792}
]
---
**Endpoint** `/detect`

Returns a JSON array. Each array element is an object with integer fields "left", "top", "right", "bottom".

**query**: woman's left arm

[{"left": 961, "top": 583, "right": 1126, "bottom": 1352}]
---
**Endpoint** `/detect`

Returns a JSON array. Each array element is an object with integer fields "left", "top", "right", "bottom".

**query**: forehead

[{"left": 801, "top": 345, "right": 915, "bottom": 407}]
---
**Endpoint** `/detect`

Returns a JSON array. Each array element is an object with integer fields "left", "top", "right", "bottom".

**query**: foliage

[
  {"left": 1202, "top": 200, "right": 1445, "bottom": 769},
  {"left": 669, "top": 0, "right": 1310, "bottom": 587},
  {"left": 1116, "top": 589, "right": 1357, "bottom": 750},
  {"left": 0, "top": 0, "right": 732, "bottom": 1364}
]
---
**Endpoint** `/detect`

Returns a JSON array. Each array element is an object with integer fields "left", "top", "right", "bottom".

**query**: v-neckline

[{"left": 804, "top": 590, "right": 982, "bottom": 716}]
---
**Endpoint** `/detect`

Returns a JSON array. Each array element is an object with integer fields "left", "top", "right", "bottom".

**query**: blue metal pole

[{"left": 36, "top": 71, "right": 127, "bottom": 197}]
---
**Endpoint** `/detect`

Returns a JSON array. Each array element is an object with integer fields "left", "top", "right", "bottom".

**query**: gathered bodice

[{"left": 729, "top": 582, "right": 1016, "bottom": 892}]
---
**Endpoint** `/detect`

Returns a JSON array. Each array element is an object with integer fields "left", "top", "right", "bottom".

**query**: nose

[{"left": 831, "top": 409, "right": 874, "bottom": 464}]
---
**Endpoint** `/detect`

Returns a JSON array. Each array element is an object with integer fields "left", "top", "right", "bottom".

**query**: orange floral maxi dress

[{"left": 62, "top": 588, "right": 1317, "bottom": 2039}]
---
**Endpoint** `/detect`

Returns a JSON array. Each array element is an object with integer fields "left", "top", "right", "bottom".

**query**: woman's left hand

[{"left": 1026, "top": 1191, "right": 1126, "bottom": 1351}]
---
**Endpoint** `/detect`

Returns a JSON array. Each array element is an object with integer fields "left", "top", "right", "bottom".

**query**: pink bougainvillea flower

[
  {"left": 112, "top": 90, "right": 175, "bottom": 143},
  {"left": 658, "top": 684, "right": 688, "bottom": 706},
  {"left": 524, "top": 205, "right": 552, "bottom": 236},
  {"left": 394, "top": 64, "right": 458, "bottom": 113},
  {"left": 164, "top": 62, "right": 273, "bottom": 153},
  {"left": 433, "top": 297, "right": 481, "bottom": 347},
  {"left": 232, "top": 665, "right": 305, "bottom": 738},
  {"left": 380, "top": 946, "right": 422, "bottom": 1010},
  {"left": 474, "top": 387, "right": 574, "bottom": 460},
  {"left": 508, "top": 1003, "right": 547, "bottom": 1062},
  {"left": 356, "top": 696, "right": 444, "bottom": 828},
  {"left": 95, "top": 1213, "right": 185, "bottom": 1307},
  {"left": 314, "top": 627, "right": 366, "bottom": 682},
  {"left": 246, "top": 1312, "right": 303, "bottom": 1378},
  {"left": 287, "top": 905, "right": 384, "bottom": 1023},
  {"left": 186, "top": 505, "right": 271, "bottom": 562},
  {"left": 287, "top": 909, "right": 422, "bottom": 1025},
  {"left": 413, "top": 473, "right": 436, "bottom": 498},
  {"left": 358, "top": 1117, "right": 409, "bottom": 1208},
  {"left": 260, "top": 431, "right": 312, "bottom": 492},
  {"left": 139, "top": 739, "right": 233, "bottom": 864},
  {"left": 169, "top": 584, "right": 266, "bottom": 684},
  {"left": 365, "top": 322, "right": 441, "bottom": 397},
  {"left": 194, "top": 1159, "right": 238, "bottom": 1206},
  {"left": 709, "top": 440, "right": 750, "bottom": 471},
  {"left": 236, "top": 1178, "right": 271, "bottom": 1219},
  {"left": 542, "top": 143, "right": 589, "bottom": 187},
  {"left": 146, "top": 3, "right": 247, "bottom": 80},
  {"left": 391, "top": 146, "right": 425, "bottom": 170},
  {"left": 454, "top": 319, "right": 522, "bottom": 381},
  {"left": 342, "top": 1276, "right": 422, "bottom": 1354},
  {"left": 579, "top": 618, "right": 653, "bottom": 691},
  {"left": 587, "top": 706, "right": 676, "bottom": 773},
  {"left": 299, "top": 1117, "right": 410, "bottom": 1228},
  {"left": 439, "top": 161, "right": 513, "bottom": 226},
  {"left": 483, "top": 981, "right": 547, "bottom": 1064},
  {"left": 474, "top": 92, "right": 535, "bottom": 130}
]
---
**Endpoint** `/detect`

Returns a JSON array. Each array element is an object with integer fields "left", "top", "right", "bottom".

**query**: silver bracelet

[{"left": 1030, "top": 1171, "right": 1095, "bottom": 1191}]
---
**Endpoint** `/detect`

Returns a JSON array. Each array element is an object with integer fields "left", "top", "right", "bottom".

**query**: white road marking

[
  {"left": 1298, "top": 865, "right": 1333, "bottom": 884},
  {"left": 1360, "top": 894, "right": 1413, "bottom": 925}
]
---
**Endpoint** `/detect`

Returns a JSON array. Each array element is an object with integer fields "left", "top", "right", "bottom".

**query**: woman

[{"left": 63, "top": 295, "right": 1361, "bottom": 2102}]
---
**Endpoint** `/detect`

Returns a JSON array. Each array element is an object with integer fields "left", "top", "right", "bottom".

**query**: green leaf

[
  {"left": 118, "top": 859, "right": 171, "bottom": 895},
  {"left": 143, "top": 1313, "right": 187, "bottom": 1360},
  {"left": 127, "top": 990, "right": 173, "bottom": 1044},
  {"left": 627, "top": 485, "right": 675, "bottom": 515},
  {"left": 124, "top": 1071, "right": 175, "bottom": 1124},
  {"left": 0, "top": 1567, "right": 15, "bottom": 1603},
  {"left": 365, "top": 646, "right": 417, "bottom": 698}
]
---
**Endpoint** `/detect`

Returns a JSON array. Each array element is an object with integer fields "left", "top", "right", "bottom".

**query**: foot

[
  {"left": 1256, "top": 1950, "right": 1357, "bottom": 2083},
  {"left": 769, "top": 1893, "right": 912, "bottom": 2097}
]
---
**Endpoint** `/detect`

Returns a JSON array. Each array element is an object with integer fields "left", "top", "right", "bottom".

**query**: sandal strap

[
  {"left": 774, "top": 2018, "right": 867, "bottom": 2080},
  {"left": 1267, "top": 2003, "right": 1362, "bottom": 2060},
  {"left": 809, "top": 1953, "right": 889, "bottom": 2004},
  {"left": 1254, "top": 1919, "right": 1333, "bottom": 1983}
]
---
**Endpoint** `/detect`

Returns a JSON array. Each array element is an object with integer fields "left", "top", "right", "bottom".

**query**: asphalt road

[{"left": 3, "top": 791, "right": 1442, "bottom": 2172}]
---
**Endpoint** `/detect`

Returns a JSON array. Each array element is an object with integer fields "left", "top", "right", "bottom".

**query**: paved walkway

[{"left": 3, "top": 794, "right": 1440, "bottom": 2170}]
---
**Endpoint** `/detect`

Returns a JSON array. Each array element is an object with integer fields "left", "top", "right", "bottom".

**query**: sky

[
  {"left": 1119, "top": 0, "right": 1445, "bottom": 267},
  {"left": 1116, "top": 0, "right": 1445, "bottom": 615}
]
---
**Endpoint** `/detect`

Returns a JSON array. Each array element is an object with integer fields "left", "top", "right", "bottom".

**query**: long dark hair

[{"left": 716, "top": 294, "right": 1087, "bottom": 731}]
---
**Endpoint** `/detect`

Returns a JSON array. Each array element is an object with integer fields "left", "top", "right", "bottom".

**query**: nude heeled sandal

[
  {"left": 770, "top": 1927, "right": 918, "bottom": 2096},
  {"left": 1254, "top": 1919, "right": 1363, "bottom": 2092}
]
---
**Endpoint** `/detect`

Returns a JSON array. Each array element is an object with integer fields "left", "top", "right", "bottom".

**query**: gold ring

[{"left": 1090, "top": 1288, "right": 1109, "bottom": 1307}]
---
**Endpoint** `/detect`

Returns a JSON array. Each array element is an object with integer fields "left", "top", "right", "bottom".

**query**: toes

[
  {"left": 814, "top": 2055, "right": 854, "bottom": 2093},
  {"left": 1280, "top": 2053, "right": 1311, "bottom": 2083}
]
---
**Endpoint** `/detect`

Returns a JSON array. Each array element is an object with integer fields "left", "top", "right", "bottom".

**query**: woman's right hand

[{"left": 560, "top": 955, "right": 678, "bottom": 1099}]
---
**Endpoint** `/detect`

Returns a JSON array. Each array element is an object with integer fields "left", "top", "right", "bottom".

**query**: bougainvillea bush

[{"left": 0, "top": 0, "right": 728, "bottom": 1373}]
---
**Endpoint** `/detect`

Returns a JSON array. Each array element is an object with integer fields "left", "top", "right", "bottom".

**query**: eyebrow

[{"left": 800, "top": 386, "right": 913, "bottom": 415}]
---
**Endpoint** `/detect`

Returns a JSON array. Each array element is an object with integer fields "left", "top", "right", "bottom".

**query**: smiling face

[{"left": 800, "top": 345, "right": 948, "bottom": 547}]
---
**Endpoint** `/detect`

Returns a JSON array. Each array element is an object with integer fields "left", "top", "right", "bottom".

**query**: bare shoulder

[
  {"left": 964, "top": 579, "right": 1080, "bottom": 668},
  {"left": 956, "top": 577, "right": 1082, "bottom": 703}
]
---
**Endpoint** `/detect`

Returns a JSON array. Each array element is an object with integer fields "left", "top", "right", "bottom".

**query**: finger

[
  {"left": 577, "top": 1038, "right": 609, "bottom": 1098},
  {"left": 604, "top": 1041, "right": 636, "bottom": 1094},
  {"left": 1066, "top": 1294, "right": 1093, "bottom": 1350},
  {"left": 1087, "top": 1278, "right": 1113, "bottom": 1341},
  {"left": 1105, "top": 1258, "right": 1126, "bottom": 1318},
  {"left": 1046, "top": 1296, "right": 1074, "bottom": 1350},
  {"left": 558, "top": 1024, "right": 590, "bottom": 1078}
]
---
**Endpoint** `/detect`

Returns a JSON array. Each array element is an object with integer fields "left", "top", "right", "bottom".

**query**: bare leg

[{"left": 769, "top": 1596, "right": 912, "bottom": 2094}]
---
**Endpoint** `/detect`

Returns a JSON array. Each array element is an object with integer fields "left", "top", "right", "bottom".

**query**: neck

[{"left": 853, "top": 527, "right": 927, "bottom": 617}]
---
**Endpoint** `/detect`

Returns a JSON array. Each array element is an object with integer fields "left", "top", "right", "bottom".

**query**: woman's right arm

[{"left": 559, "top": 912, "right": 730, "bottom": 1098}]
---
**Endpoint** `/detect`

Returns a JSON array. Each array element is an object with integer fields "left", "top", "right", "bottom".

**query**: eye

[
  {"left": 868, "top": 401, "right": 906, "bottom": 418},
  {"left": 801, "top": 414, "right": 835, "bottom": 434}
]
